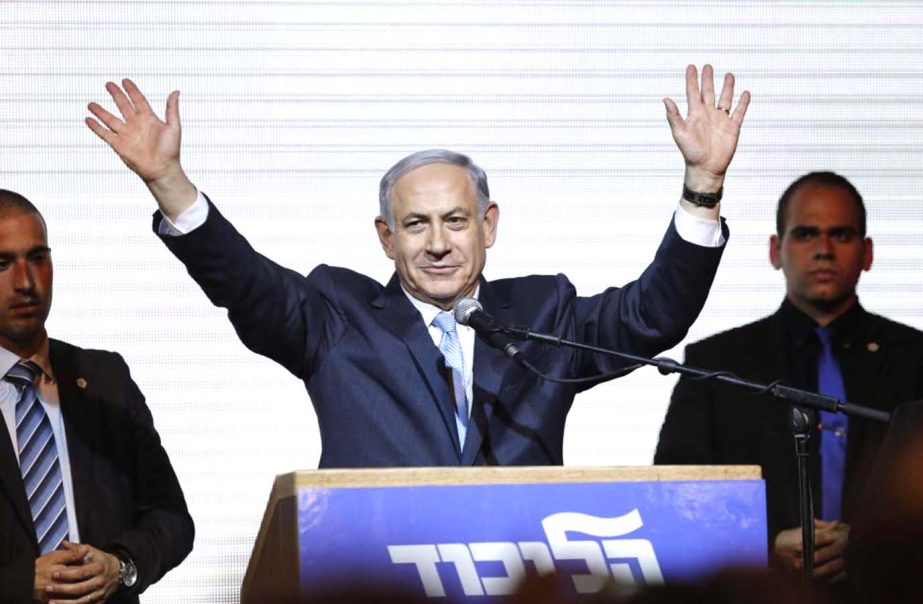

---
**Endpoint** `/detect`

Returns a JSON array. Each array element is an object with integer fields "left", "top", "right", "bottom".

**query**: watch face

[{"left": 120, "top": 558, "right": 138, "bottom": 587}]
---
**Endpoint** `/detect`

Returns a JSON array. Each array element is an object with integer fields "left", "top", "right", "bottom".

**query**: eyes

[
  {"left": 789, "top": 227, "right": 859, "bottom": 243},
  {"left": 402, "top": 215, "right": 469, "bottom": 232},
  {"left": 0, "top": 249, "right": 51, "bottom": 271}
]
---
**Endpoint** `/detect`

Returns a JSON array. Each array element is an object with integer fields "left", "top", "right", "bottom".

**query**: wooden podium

[{"left": 241, "top": 466, "right": 765, "bottom": 603}]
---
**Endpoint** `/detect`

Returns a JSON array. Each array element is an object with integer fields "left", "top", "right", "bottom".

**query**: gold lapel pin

[{"left": 76, "top": 378, "right": 88, "bottom": 389}]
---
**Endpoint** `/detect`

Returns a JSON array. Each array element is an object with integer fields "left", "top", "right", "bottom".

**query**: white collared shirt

[
  {"left": 404, "top": 288, "right": 478, "bottom": 420},
  {"left": 0, "top": 342, "right": 81, "bottom": 542}
]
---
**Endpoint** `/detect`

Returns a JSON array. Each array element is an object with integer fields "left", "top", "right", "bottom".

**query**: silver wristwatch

[{"left": 118, "top": 555, "right": 138, "bottom": 588}]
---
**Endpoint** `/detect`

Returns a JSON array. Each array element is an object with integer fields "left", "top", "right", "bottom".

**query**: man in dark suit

[
  {"left": 655, "top": 172, "right": 923, "bottom": 588},
  {"left": 0, "top": 190, "right": 193, "bottom": 603},
  {"left": 84, "top": 65, "right": 750, "bottom": 468}
]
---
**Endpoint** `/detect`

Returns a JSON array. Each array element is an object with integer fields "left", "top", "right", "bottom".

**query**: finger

[
  {"left": 663, "top": 97, "right": 685, "bottom": 132},
  {"left": 52, "top": 562, "right": 99, "bottom": 582},
  {"left": 813, "top": 556, "right": 845, "bottom": 578},
  {"left": 813, "top": 529, "right": 838, "bottom": 548},
  {"left": 684, "top": 64, "right": 700, "bottom": 108},
  {"left": 701, "top": 64, "right": 716, "bottom": 106},
  {"left": 122, "top": 78, "right": 153, "bottom": 115},
  {"left": 165, "top": 90, "right": 182, "bottom": 131},
  {"left": 730, "top": 90, "right": 751, "bottom": 125},
  {"left": 716, "top": 72, "right": 735, "bottom": 111},
  {"left": 46, "top": 573, "right": 103, "bottom": 597},
  {"left": 105, "top": 81, "right": 137, "bottom": 118},
  {"left": 85, "top": 117, "right": 116, "bottom": 144},
  {"left": 86, "top": 102, "right": 125, "bottom": 134},
  {"left": 45, "top": 546, "right": 87, "bottom": 564},
  {"left": 814, "top": 542, "right": 844, "bottom": 565}
]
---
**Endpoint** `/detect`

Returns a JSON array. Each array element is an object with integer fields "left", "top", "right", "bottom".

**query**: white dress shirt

[{"left": 0, "top": 340, "right": 81, "bottom": 543}]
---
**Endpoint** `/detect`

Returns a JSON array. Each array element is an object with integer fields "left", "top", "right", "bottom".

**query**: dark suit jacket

[
  {"left": 158, "top": 201, "right": 726, "bottom": 468},
  {"left": 0, "top": 340, "right": 194, "bottom": 604},
  {"left": 654, "top": 303, "right": 923, "bottom": 541}
]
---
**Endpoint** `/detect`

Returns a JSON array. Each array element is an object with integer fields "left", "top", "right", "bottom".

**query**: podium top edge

[{"left": 274, "top": 465, "right": 762, "bottom": 490}]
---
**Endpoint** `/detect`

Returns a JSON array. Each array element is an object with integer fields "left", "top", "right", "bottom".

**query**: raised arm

[
  {"left": 664, "top": 64, "right": 751, "bottom": 220},
  {"left": 86, "top": 79, "right": 196, "bottom": 221}
]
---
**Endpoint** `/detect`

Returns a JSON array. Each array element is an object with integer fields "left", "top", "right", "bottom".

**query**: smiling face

[
  {"left": 375, "top": 162, "right": 498, "bottom": 310},
  {"left": 770, "top": 183, "right": 872, "bottom": 324},
  {"left": 0, "top": 210, "right": 53, "bottom": 357}
]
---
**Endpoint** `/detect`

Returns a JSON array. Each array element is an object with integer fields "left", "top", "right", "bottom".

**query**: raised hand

[
  {"left": 664, "top": 64, "right": 750, "bottom": 193},
  {"left": 86, "top": 79, "right": 196, "bottom": 220}
]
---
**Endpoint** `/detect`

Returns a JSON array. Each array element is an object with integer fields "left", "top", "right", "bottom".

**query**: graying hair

[{"left": 378, "top": 149, "right": 490, "bottom": 229}]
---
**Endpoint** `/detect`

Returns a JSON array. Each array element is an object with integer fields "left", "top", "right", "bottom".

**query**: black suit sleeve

[
  {"left": 99, "top": 355, "right": 194, "bottom": 596},
  {"left": 0, "top": 554, "right": 34, "bottom": 603},
  {"left": 60, "top": 347, "right": 194, "bottom": 599}
]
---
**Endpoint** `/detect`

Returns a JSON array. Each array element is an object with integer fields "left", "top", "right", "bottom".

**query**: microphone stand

[{"left": 499, "top": 324, "right": 890, "bottom": 593}]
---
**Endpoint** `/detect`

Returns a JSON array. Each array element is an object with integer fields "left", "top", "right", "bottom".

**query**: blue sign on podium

[{"left": 243, "top": 466, "right": 766, "bottom": 602}]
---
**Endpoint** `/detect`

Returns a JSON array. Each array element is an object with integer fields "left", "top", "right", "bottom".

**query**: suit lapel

[
  {"left": 839, "top": 313, "right": 888, "bottom": 476},
  {"left": 49, "top": 340, "right": 95, "bottom": 537},
  {"left": 462, "top": 280, "right": 513, "bottom": 465},
  {"left": 372, "top": 275, "right": 461, "bottom": 461},
  {"left": 0, "top": 406, "right": 36, "bottom": 550}
]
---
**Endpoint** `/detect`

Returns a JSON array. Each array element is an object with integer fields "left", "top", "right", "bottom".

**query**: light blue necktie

[
  {"left": 815, "top": 327, "right": 848, "bottom": 521},
  {"left": 7, "top": 361, "right": 69, "bottom": 554},
  {"left": 433, "top": 312, "right": 469, "bottom": 449}
]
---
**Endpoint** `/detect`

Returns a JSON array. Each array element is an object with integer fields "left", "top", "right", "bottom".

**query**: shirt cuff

[
  {"left": 157, "top": 190, "right": 209, "bottom": 236},
  {"left": 672, "top": 200, "right": 725, "bottom": 247}
]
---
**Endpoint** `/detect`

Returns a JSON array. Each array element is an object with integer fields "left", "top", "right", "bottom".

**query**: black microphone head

[{"left": 453, "top": 298, "right": 482, "bottom": 326}]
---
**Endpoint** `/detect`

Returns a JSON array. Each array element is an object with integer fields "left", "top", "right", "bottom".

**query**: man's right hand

[
  {"left": 33, "top": 543, "right": 88, "bottom": 603},
  {"left": 772, "top": 520, "right": 849, "bottom": 582},
  {"left": 85, "top": 79, "right": 197, "bottom": 222}
]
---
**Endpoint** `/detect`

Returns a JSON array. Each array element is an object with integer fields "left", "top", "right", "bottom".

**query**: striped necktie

[
  {"left": 815, "top": 327, "right": 848, "bottom": 521},
  {"left": 433, "top": 312, "right": 469, "bottom": 449},
  {"left": 6, "top": 361, "right": 69, "bottom": 554}
]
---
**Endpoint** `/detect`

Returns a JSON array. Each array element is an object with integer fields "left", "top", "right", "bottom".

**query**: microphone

[{"left": 453, "top": 298, "right": 524, "bottom": 362}]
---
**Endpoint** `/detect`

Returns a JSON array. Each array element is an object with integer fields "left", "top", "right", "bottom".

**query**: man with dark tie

[
  {"left": 0, "top": 190, "right": 193, "bottom": 603},
  {"left": 655, "top": 172, "right": 923, "bottom": 589},
  {"left": 84, "top": 65, "right": 749, "bottom": 468}
]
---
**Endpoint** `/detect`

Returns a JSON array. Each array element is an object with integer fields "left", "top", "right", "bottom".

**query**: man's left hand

[
  {"left": 44, "top": 542, "right": 121, "bottom": 604},
  {"left": 664, "top": 64, "right": 751, "bottom": 194}
]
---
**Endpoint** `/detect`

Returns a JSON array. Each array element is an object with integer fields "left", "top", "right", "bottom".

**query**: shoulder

[
  {"left": 49, "top": 339, "right": 130, "bottom": 374},
  {"left": 307, "top": 264, "right": 385, "bottom": 297},
  {"left": 486, "top": 273, "right": 575, "bottom": 300},
  {"left": 684, "top": 313, "right": 778, "bottom": 357},
  {"left": 862, "top": 311, "right": 923, "bottom": 346}
]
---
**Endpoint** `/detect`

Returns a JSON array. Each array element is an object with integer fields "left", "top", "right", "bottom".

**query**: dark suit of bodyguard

[
  {"left": 0, "top": 192, "right": 192, "bottom": 604},
  {"left": 85, "top": 67, "right": 751, "bottom": 468}
]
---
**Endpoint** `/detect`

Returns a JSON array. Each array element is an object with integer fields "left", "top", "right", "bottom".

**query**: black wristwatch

[
  {"left": 682, "top": 184, "right": 723, "bottom": 209},
  {"left": 117, "top": 554, "right": 138, "bottom": 589}
]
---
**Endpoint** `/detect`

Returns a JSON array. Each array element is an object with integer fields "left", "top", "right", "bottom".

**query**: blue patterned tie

[
  {"left": 815, "top": 327, "right": 848, "bottom": 521},
  {"left": 433, "top": 312, "right": 469, "bottom": 448},
  {"left": 7, "top": 361, "right": 69, "bottom": 554}
]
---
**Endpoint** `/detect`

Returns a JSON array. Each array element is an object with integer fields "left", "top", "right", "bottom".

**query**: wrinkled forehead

[{"left": 391, "top": 163, "right": 478, "bottom": 211}]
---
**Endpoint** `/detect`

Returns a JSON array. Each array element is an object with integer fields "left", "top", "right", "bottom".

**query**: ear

[
  {"left": 374, "top": 217, "right": 395, "bottom": 260},
  {"left": 862, "top": 237, "right": 874, "bottom": 271},
  {"left": 482, "top": 202, "right": 500, "bottom": 249},
  {"left": 769, "top": 234, "right": 783, "bottom": 269}
]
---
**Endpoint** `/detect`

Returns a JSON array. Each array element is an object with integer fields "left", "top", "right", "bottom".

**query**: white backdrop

[{"left": 2, "top": 1, "right": 922, "bottom": 601}]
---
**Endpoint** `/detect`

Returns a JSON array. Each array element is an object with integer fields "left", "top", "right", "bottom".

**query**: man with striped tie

[{"left": 0, "top": 190, "right": 193, "bottom": 603}]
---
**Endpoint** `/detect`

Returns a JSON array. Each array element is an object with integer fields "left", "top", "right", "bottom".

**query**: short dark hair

[
  {"left": 776, "top": 172, "right": 866, "bottom": 237},
  {"left": 0, "top": 189, "right": 42, "bottom": 218}
]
